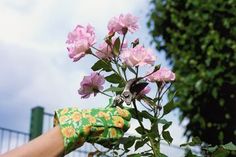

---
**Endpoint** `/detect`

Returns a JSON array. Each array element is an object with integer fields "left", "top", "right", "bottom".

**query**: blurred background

[{"left": 0, "top": 0, "right": 235, "bottom": 156}]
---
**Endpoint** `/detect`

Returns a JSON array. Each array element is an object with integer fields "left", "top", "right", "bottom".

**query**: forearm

[{"left": 1, "top": 126, "right": 64, "bottom": 157}]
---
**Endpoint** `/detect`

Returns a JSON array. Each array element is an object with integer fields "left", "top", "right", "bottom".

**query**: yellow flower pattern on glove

[{"left": 54, "top": 107, "right": 131, "bottom": 155}]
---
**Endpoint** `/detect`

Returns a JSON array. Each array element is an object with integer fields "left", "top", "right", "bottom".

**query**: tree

[{"left": 147, "top": 0, "right": 236, "bottom": 145}]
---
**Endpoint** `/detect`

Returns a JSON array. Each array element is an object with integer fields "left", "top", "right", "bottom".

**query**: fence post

[{"left": 29, "top": 106, "right": 44, "bottom": 140}]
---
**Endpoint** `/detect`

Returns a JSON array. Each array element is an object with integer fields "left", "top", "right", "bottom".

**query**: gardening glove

[{"left": 53, "top": 106, "right": 131, "bottom": 155}]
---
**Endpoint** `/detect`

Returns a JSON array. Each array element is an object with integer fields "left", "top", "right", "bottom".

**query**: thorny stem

[{"left": 133, "top": 100, "right": 159, "bottom": 156}]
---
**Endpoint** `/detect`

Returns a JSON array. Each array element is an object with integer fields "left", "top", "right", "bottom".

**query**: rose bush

[{"left": 65, "top": 13, "right": 236, "bottom": 157}]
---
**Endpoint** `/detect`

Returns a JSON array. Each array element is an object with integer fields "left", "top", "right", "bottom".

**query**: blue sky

[{"left": 0, "top": 0, "right": 187, "bottom": 156}]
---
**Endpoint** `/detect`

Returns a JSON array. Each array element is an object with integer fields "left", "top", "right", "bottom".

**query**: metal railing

[{"left": 0, "top": 127, "right": 29, "bottom": 154}]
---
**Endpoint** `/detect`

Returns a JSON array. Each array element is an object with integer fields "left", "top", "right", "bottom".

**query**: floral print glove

[{"left": 54, "top": 106, "right": 131, "bottom": 155}]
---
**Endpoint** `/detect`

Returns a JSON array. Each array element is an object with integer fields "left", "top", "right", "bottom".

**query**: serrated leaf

[
  {"left": 105, "top": 73, "right": 123, "bottom": 84},
  {"left": 127, "top": 108, "right": 141, "bottom": 121},
  {"left": 206, "top": 146, "right": 218, "bottom": 153},
  {"left": 121, "top": 136, "right": 136, "bottom": 149},
  {"left": 91, "top": 60, "right": 112, "bottom": 72},
  {"left": 158, "top": 119, "right": 168, "bottom": 124},
  {"left": 127, "top": 66, "right": 137, "bottom": 75},
  {"left": 191, "top": 137, "right": 202, "bottom": 145},
  {"left": 113, "top": 37, "right": 120, "bottom": 56},
  {"left": 135, "top": 126, "right": 145, "bottom": 135},
  {"left": 162, "top": 121, "right": 172, "bottom": 131},
  {"left": 222, "top": 142, "right": 236, "bottom": 151},
  {"left": 163, "top": 99, "right": 175, "bottom": 115},
  {"left": 140, "top": 110, "right": 156, "bottom": 122},
  {"left": 135, "top": 139, "right": 148, "bottom": 151},
  {"left": 180, "top": 136, "right": 202, "bottom": 147},
  {"left": 212, "top": 148, "right": 230, "bottom": 157},
  {"left": 162, "top": 131, "right": 173, "bottom": 144}
]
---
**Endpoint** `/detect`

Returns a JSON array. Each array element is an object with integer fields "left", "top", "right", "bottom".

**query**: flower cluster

[{"left": 66, "top": 13, "right": 175, "bottom": 99}]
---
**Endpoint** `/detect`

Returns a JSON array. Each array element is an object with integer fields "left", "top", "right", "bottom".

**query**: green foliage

[
  {"left": 91, "top": 59, "right": 112, "bottom": 72},
  {"left": 105, "top": 73, "right": 124, "bottom": 84},
  {"left": 181, "top": 137, "right": 236, "bottom": 157},
  {"left": 148, "top": 0, "right": 236, "bottom": 146},
  {"left": 113, "top": 37, "right": 121, "bottom": 56}
]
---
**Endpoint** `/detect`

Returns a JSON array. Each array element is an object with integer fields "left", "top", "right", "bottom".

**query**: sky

[{"left": 0, "top": 0, "right": 187, "bottom": 156}]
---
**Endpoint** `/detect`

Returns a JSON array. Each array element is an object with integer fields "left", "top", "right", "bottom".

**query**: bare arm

[{"left": 1, "top": 126, "right": 64, "bottom": 157}]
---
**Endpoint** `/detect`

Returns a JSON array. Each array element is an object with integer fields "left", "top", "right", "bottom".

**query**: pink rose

[
  {"left": 96, "top": 38, "right": 128, "bottom": 60},
  {"left": 108, "top": 13, "right": 139, "bottom": 34},
  {"left": 120, "top": 45, "right": 156, "bottom": 67},
  {"left": 147, "top": 67, "right": 176, "bottom": 82},
  {"left": 78, "top": 72, "right": 105, "bottom": 98},
  {"left": 66, "top": 24, "right": 96, "bottom": 62}
]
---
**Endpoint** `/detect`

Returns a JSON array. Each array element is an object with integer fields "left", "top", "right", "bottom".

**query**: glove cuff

[{"left": 54, "top": 108, "right": 85, "bottom": 155}]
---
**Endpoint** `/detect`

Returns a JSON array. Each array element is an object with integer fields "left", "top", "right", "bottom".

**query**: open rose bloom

[
  {"left": 147, "top": 67, "right": 176, "bottom": 82},
  {"left": 107, "top": 13, "right": 139, "bottom": 34},
  {"left": 78, "top": 72, "right": 105, "bottom": 98},
  {"left": 120, "top": 45, "right": 156, "bottom": 67},
  {"left": 66, "top": 24, "right": 96, "bottom": 62}
]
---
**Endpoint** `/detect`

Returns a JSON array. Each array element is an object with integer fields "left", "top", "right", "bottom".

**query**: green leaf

[
  {"left": 135, "top": 139, "right": 148, "bottom": 151},
  {"left": 127, "top": 108, "right": 141, "bottom": 121},
  {"left": 206, "top": 146, "right": 218, "bottom": 153},
  {"left": 158, "top": 118, "right": 169, "bottom": 124},
  {"left": 103, "top": 87, "right": 124, "bottom": 93},
  {"left": 180, "top": 136, "right": 202, "bottom": 147},
  {"left": 212, "top": 148, "right": 230, "bottom": 157},
  {"left": 191, "top": 137, "right": 202, "bottom": 146},
  {"left": 91, "top": 60, "right": 112, "bottom": 72},
  {"left": 113, "top": 37, "right": 120, "bottom": 56},
  {"left": 127, "top": 66, "right": 137, "bottom": 75},
  {"left": 135, "top": 126, "right": 145, "bottom": 135},
  {"left": 105, "top": 73, "right": 123, "bottom": 84},
  {"left": 162, "top": 121, "right": 172, "bottom": 131},
  {"left": 140, "top": 110, "right": 156, "bottom": 122},
  {"left": 163, "top": 99, "right": 175, "bottom": 116},
  {"left": 121, "top": 136, "right": 136, "bottom": 149},
  {"left": 162, "top": 131, "right": 173, "bottom": 144},
  {"left": 222, "top": 142, "right": 236, "bottom": 151}
]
